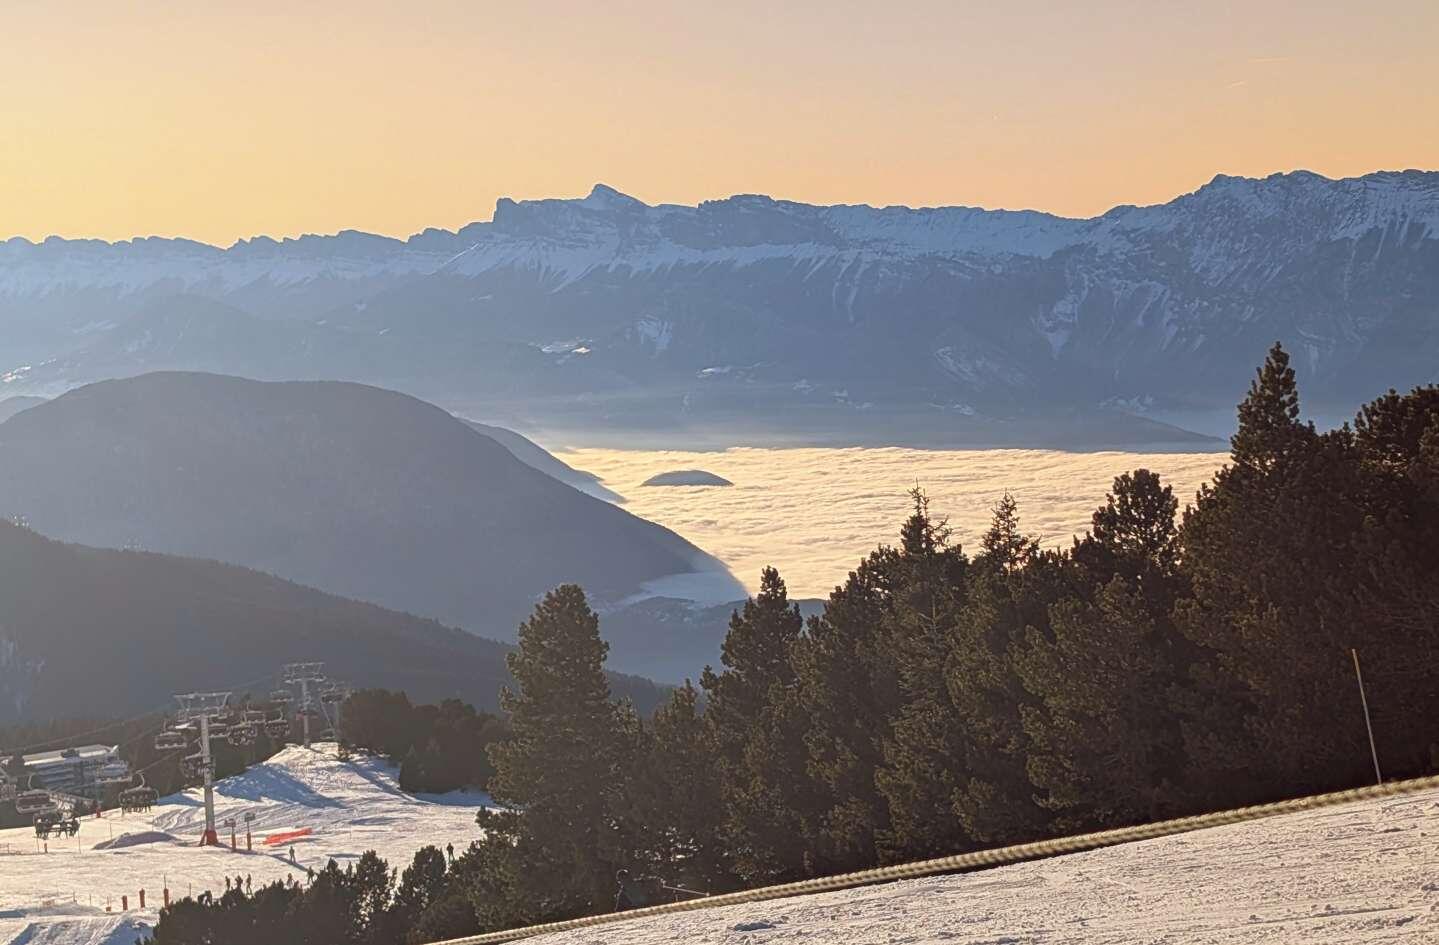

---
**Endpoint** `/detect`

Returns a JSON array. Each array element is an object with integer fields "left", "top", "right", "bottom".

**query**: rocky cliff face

[{"left": 3, "top": 171, "right": 1433, "bottom": 438}]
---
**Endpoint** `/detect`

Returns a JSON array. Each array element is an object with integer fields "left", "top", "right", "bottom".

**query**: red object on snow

[{"left": 263, "top": 828, "right": 313, "bottom": 846}]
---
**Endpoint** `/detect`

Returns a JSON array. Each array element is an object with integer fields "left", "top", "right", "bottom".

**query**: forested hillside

[{"left": 0, "top": 523, "right": 667, "bottom": 722}]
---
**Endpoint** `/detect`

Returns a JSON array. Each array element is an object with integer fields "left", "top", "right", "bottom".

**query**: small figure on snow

[{"left": 446, "top": 842, "right": 455, "bottom": 864}]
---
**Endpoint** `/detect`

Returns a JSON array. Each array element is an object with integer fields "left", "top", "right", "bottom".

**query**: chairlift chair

[
  {"left": 181, "top": 754, "right": 210, "bottom": 783},
  {"left": 96, "top": 761, "right": 132, "bottom": 784},
  {"left": 265, "top": 718, "right": 290, "bottom": 739},
  {"left": 119, "top": 774, "right": 159, "bottom": 813},
  {"left": 155, "top": 730, "right": 188, "bottom": 752},
  {"left": 15, "top": 777, "right": 53, "bottom": 815}
]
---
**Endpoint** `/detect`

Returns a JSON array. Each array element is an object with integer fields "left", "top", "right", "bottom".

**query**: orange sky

[{"left": 4, "top": 1, "right": 1436, "bottom": 245}]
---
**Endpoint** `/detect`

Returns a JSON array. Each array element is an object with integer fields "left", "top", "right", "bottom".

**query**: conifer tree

[
  {"left": 701, "top": 567, "right": 814, "bottom": 882},
  {"left": 874, "top": 490, "right": 974, "bottom": 859},
  {"left": 793, "top": 547, "right": 904, "bottom": 869},
  {"left": 1015, "top": 576, "right": 1183, "bottom": 829},
  {"left": 944, "top": 496, "right": 1055, "bottom": 845},
  {"left": 1177, "top": 343, "right": 1375, "bottom": 799},
  {"left": 469, "top": 585, "right": 633, "bottom": 927},
  {"left": 622, "top": 682, "right": 733, "bottom": 889}
]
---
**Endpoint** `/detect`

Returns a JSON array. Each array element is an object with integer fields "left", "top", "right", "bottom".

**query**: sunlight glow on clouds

[{"left": 557, "top": 447, "right": 1228, "bottom": 599}]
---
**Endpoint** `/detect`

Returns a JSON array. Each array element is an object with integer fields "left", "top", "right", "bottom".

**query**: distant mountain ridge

[
  {"left": 0, "top": 373, "right": 742, "bottom": 678},
  {"left": 0, "top": 520, "right": 669, "bottom": 723},
  {"left": 2, "top": 170, "right": 1435, "bottom": 440}
]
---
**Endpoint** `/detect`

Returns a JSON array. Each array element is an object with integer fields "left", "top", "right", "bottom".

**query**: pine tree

[
  {"left": 623, "top": 682, "right": 733, "bottom": 889},
  {"left": 1177, "top": 344, "right": 1376, "bottom": 799},
  {"left": 793, "top": 547, "right": 904, "bottom": 870},
  {"left": 1349, "top": 385, "right": 1439, "bottom": 774},
  {"left": 944, "top": 497, "right": 1055, "bottom": 846},
  {"left": 469, "top": 585, "right": 633, "bottom": 928},
  {"left": 1231, "top": 342, "right": 1308, "bottom": 473},
  {"left": 389, "top": 846, "right": 449, "bottom": 936},
  {"left": 1015, "top": 576, "right": 1183, "bottom": 830},
  {"left": 874, "top": 489, "right": 974, "bottom": 860},
  {"left": 701, "top": 567, "right": 814, "bottom": 883}
]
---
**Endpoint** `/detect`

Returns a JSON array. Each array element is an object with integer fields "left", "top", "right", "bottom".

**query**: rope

[{"left": 431, "top": 773, "right": 1439, "bottom": 945}]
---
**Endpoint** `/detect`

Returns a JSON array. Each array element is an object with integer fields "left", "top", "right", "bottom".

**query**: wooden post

[{"left": 1351, "top": 648, "right": 1383, "bottom": 784}]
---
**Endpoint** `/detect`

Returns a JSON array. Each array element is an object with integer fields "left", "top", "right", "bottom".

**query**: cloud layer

[{"left": 559, "top": 447, "right": 1228, "bottom": 599}]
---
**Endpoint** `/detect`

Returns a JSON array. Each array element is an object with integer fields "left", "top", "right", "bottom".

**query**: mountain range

[
  {"left": 0, "top": 373, "right": 743, "bottom": 680},
  {"left": 4, "top": 170, "right": 1434, "bottom": 444}
]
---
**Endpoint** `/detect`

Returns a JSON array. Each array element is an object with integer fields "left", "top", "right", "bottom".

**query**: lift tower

[
  {"left": 175, "top": 691, "right": 231, "bottom": 846},
  {"left": 283, "top": 663, "right": 327, "bottom": 749}
]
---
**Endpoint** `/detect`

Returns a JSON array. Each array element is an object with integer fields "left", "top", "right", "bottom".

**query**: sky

[{"left": 4, "top": 1, "right": 1437, "bottom": 245}]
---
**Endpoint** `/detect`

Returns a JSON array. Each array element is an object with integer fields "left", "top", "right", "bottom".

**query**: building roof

[{"left": 22, "top": 745, "right": 118, "bottom": 768}]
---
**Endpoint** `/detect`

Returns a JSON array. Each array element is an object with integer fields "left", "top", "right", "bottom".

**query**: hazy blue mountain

[
  {"left": 0, "top": 520, "right": 669, "bottom": 723},
  {"left": 0, "top": 395, "right": 44, "bottom": 423},
  {"left": 2, "top": 170, "right": 1434, "bottom": 442},
  {"left": 0, "top": 372, "right": 743, "bottom": 678}
]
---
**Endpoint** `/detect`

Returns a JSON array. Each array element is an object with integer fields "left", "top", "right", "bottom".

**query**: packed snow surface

[
  {"left": 530, "top": 784, "right": 1439, "bottom": 945},
  {"left": 0, "top": 743, "right": 489, "bottom": 945}
]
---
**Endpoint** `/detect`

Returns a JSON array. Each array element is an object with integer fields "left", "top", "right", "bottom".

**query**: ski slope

[
  {"left": 0, "top": 744, "right": 490, "bottom": 945},
  {"left": 529, "top": 784, "right": 1439, "bottom": 945}
]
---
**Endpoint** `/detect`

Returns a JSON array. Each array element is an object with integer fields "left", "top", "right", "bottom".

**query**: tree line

[
  {"left": 145, "top": 846, "right": 484, "bottom": 945},
  {"left": 146, "top": 344, "right": 1439, "bottom": 941},
  {"left": 340, "top": 690, "right": 510, "bottom": 794}
]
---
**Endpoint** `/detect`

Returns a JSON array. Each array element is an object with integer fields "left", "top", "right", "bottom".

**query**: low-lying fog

[{"left": 558, "top": 446, "right": 1228, "bottom": 598}]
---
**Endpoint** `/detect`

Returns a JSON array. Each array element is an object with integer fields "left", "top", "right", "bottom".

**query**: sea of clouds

[{"left": 558, "top": 446, "right": 1228, "bottom": 599}]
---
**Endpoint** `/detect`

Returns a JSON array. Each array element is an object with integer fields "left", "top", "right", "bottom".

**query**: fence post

[{"left": 1351, "top": 648, "right": 1383, "bottom": 784}]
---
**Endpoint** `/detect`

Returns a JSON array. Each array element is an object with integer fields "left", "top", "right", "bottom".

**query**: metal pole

[
  {"left": 300, "top": 679, "right": 311, "bottom": 749},
  {"left": 200, "top": 715, "right": 218, "bottom": 845},
  {"left": 1351, "top": 648, "right": 1382, "bottom": 785}
]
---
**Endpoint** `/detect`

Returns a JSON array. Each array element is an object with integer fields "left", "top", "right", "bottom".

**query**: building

[{"left": 20, "top": 745, "right": 121, "bottom": 797}]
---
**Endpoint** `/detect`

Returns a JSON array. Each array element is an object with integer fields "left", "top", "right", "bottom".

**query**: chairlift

[
  {"left": 227, "top": 725, "right": 256, "bottom": 748},
  {"left": 96, "top": 761, "right": 132, "bottom": 785},
  {"left": 33, "top": 808, "right": 64, "bottom": 838},
  {"left": 265, "top": 718, "right": 290, "bottom": 739},
  {"left": 155, "top": 730, "right": 188, "bottom": 752},
  {"left": 119, "top": 775, "right": 159, "bottom": 813},
  {"left": 15, "top": 787, "right": 53, "bottom": 815},
  {"left": 320, "top": 690, "right": 345, "bottom": 706},
  {"left": 181, "top": 754, "right": 210, "bottom": 782},
  {"left": 269, "top": 690, "right": 292, "bottom": 707}
]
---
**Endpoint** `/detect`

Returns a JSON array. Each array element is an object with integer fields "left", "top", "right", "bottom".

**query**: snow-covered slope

[
  {"left": 0, "top": 744, "right": 489, "bottom": 945},
  {"left": 532, "top": 784, "right": 1438, "bottom": 945},
  {"left": 2, "top": 172, "right": 1434, "bottom": 440}
]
